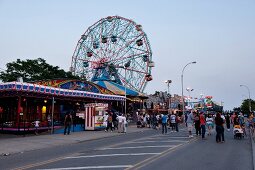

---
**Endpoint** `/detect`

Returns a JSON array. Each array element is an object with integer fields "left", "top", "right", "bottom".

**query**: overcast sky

[{"left": 0, "top": 0, "right": 255, "bottom": 110}]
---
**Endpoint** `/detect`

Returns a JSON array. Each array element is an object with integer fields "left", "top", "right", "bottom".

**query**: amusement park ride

[{"left": 70, "top": 16, "right": 154, "bottom": 93}]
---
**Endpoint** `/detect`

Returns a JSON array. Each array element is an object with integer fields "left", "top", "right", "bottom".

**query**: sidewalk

[{"left": 0, "top": 125, "right": 149, "bottom": 156}]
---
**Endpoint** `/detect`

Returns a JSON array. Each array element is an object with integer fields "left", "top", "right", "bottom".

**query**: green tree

[
  {"left": 240, "top": 99, "right": 255, "bottom": 114},
  {"left": 0, "top": 58, "right": 80, "bottom": 82}
]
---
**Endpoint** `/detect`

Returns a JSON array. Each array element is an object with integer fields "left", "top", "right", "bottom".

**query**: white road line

[
  {"left": 147, "top": 136, "right": 190, "bottom": 139},
  {"left": 37, "top": 165, "right": 133, "bottom": 170},
  {"left": 65, "top": 153, "right": 161, "bottom": 159},
  {"left": 98, "top": 145, "right": 176, "bottom": 150},
  {"left": 130, "top": 140, "right": 187, "bottom": 143}
]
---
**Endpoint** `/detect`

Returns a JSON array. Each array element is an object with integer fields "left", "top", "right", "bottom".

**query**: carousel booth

[{"left": 84, "top": 103, "right": 108, "bottom": 130}]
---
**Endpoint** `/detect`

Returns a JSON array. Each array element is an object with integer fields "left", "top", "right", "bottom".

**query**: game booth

[{"left": 83, "top": 103, "right": 108, "bottom": 130}]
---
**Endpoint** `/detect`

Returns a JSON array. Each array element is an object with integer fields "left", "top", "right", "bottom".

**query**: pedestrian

[
  {"left": 118, "top": 113, "right": 124, "bottom": 133},
  {"left": 215, "top": 112, "right": 224, "bottom": 143},
  {"left": 161, "top": 113, "right": 168, "bottom": 134},
  {"left": 170, "top": 113, "right": 176, "bottom": 132},
  {"left": 186, "top": 111, "right": 194, "bottom": 138},
  {"left": 105, "top": 112, "right": 113, "bottom": 132},
  {"left": 194, "top": 112, "right": 201, "bottom": 136},
  {"left": 64, "top": 113, "right": 72, "bottom": 135},
  {"left": 123, "top": 114, "right": 127, "bottom": 133},
  {"left": 225, "top": 114, "right": 231, "bottom": 131},
  {"left": 206, "top": 114, "right": 214, "bottom": 135},
  {"left": 34, "top": 118, "right": 40, "bottom": 135},
  {"left": 200, "top": 112, "right": 206, "bottom": 139},
  {"left": 112, "top": 112, "right": 118, "bottom": 130},
  {"left": 175, "top": 114, "right": 180, "bottom": 132}
]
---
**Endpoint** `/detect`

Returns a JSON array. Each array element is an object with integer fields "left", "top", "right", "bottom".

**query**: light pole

[
  {"left": 181, "top": 61, "right": 196, "bottom": 115},
  {"left": 186, "top": 87, "right": 194, "bottom": 109},
  {"left": 165, "top": 80, "right": 172, "bottom": 110},
  {"left": 119, "top": 61, "right": 130, "bottom": 116},
  {"left": 240, "top": 84, "right": 251, "bottom": 112}
]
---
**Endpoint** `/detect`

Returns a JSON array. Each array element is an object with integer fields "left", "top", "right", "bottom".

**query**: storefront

[{"left": 0, "top": 82, "right": 125, "bottom": 134}]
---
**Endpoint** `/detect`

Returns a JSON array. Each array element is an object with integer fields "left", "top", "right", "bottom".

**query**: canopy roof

[{"left": 0, "top": 82, "right": 125, "bottom": 101}]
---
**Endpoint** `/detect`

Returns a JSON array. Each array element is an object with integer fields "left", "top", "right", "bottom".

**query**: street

[{"left": 0, "top": 126, "right": 253, "bottom": 170}]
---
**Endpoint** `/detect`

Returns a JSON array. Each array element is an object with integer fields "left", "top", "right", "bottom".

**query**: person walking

[
  {"left": 64, "top": 113, "right": 72, "bottom": 135},
  {"left": 161, "top": 113, "right": 168, "bottom": 134},
  {"left": 200, "top": 112, "right": 206, "bottom": 139},
  {"left": 34, "top": 119, "right": 40, "bottom": 135},
  {"left": 118, "top": 114, "right": 124, "bottom": 133},
  {"left": 225, "top": 114, "right": 231, "bottom": 131},
  {"left": 175, "top": 114, "right": 180, "bottom": 132},
  {"left": 105, "top": 113, "right": 113, "bottom": 132},
  {"left": 194, "top": 112, "right": 201, "bottom": 136},
  {"left": 215, "top": 112, "right": 224, "bottom": 143},
  {"left": 170, "top": 113, "right": 176, "bottom": 132},
  {"left": 186, "top": 111, "right": 194, "bottom": 138},
  {"left": 112, "top": 112, "right": 118, "bottom": 130},
  {"left": 123, "top": 114, "right": 127, "bottom": 133},
  {"left": 206, "top": 114, "right": 214, "bottom": 135}
]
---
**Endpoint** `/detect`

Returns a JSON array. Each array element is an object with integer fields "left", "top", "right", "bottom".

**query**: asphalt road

[{"left": 0, "top": 127, "right": 253, "bottom": 170}]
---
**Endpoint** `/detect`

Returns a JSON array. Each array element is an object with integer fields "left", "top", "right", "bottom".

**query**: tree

[
  {"left": 0, "top": 58, "right": 80, "bottom": 82},
  {"left": 240, "top": 99, "right": 255, "bottom": 114}
]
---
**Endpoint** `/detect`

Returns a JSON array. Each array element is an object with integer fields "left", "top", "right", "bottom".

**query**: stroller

[{"left": 233, "top": 125, "right": 244, "bottom": 139}]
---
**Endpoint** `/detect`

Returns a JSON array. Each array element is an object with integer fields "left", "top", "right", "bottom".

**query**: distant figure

[
  {"left": 64, "top": 113, "right": 72, "bottom": 135},
  {"left": 200, "top": 112, "right": 206, "bottom": 139},
  {"left": 123, "top": 114, "right": 127, "bottom": 133},
  {"left": 118, "top": 114, "right": 124, "bottom": 133},
  {"left": 225, "top": 114, "right": 231, "bottom": 131},
  {"left": 170, "top": 113, "right": 176, "bottom": 132},
  {"left": 112, "top": 112, "right": 118, "bottom": 130},
  {"left": 215, "top": 112, "right": 224, "bottom": 143},
  {"left": 161, "top": 113, "right": 168, "bottom": 134},
  {"left": 186, "top": 111, "right": 194, "bottom": 138},
  {"left": 34, "top": 119, "right": 40, "bottom": 135},
  {"left": 105, "top": 113, "right": 113, "bottom": 132},
  {"left": 206, "top": 114, "right": 214, "bottom": 135}
]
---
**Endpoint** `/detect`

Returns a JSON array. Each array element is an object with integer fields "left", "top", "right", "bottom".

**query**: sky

[{"left": 0, "top": 0, "right": 255, "bottom": 110}]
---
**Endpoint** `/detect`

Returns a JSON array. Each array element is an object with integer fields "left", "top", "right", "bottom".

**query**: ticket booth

[{"left": 85, "top": 103, "right": 108, "bottom": 130}]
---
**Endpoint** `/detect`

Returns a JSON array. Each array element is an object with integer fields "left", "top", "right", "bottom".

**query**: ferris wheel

[{"left": 70, "top": 16, "right": 154, "bottom": 93}]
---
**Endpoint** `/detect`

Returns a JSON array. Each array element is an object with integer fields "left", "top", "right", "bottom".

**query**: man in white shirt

[{"left": 117, "top": 114, "right": 124, "bottom": 133}]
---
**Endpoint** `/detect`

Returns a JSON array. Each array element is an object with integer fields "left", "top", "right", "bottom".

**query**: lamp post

[
  {"left": 186, "top": 87, "right": 194, "bottom": 109},
  {"left": 165, "top": 80, "right": 172, "bottom": 111},
  {"left": 181, "top": 61, "right": 196, "bottom": 115},
  {"left": 119, "top": 61, "right": 130, "bottom": 116},
  {"left": 240, "top": 84, "right": 251, "bottom": 112}
]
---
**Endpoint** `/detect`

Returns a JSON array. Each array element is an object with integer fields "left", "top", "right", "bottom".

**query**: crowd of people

[
  {"left": 136, "top": 112, "right": 182, "bottom": 134},
  {"left": 103, "top": 111, "right": 128, "bottom": 133},
  {"left": 135, "top": 110, "right": 254, "bottom": 143}
]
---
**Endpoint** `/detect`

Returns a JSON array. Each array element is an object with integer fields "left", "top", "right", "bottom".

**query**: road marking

[
  {"left": 38, "top": 165, "right": 133, "bottom": 170},
  {"left": 146, "top": 136, "right": 190, "bottom": 139},
  {"left": 126, "top": 137, "right": 198, "bottom": 170},
  {"left": 65, "top": 153, "right": 161, "bottom": 159},
  {"left": 12, "top": 153, "right": 80, "bottom": 170},
  {"left": 98, "top": 145, "right": 176, "bottom": 150},
  {"left": 130, "top": 140, "right": 187, "bottom": 143}
]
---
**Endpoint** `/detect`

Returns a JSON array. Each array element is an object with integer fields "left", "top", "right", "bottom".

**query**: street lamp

[
  {"left": 165, "top": 80, "right": 172, "bottom": 110},
  {"left": 119, "top": 62, "right": 130, "bottom": 116},
  {"left": 181, "top": 61, "right": 196, "bottom": 115},
  {"left": 186, "top": 87, "right": 194, "bottom": 108},
  {"left": 240, "top": 84, "right": 251, "bottom": 112}
]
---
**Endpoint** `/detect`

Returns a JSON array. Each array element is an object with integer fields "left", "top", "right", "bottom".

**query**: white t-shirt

[
  {"left": 170, "top": 115, "right": 176, "bottom": 123},
  {"left": 118, "top": 116, "right": 124, "bottom": 123},
  {"left": 206, "top": 117, "right": 213, "bottom": 123},
  {"left": 123, "top": 116, "right": 127, "bottom": 124},
  {"left": 35, "top": 120, "right": 40, "bottom": 127}
]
